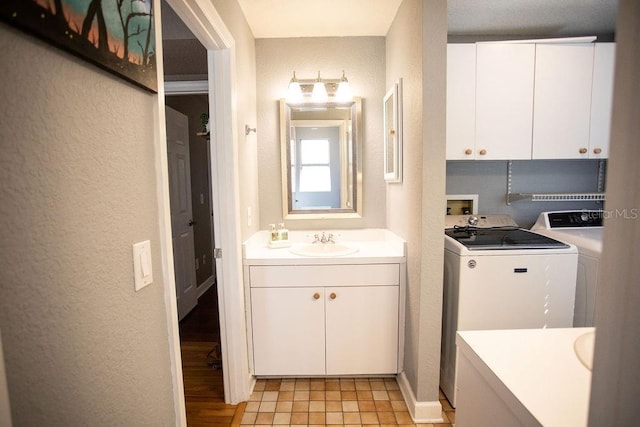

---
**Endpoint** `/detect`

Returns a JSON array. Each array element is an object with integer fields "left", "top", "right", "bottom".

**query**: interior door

[{"left": 166, "top": 106, "right": 198, "bottom": 321}]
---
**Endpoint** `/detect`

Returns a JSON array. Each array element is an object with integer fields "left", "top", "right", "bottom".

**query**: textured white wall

[
  {"left": 256, "top": 36, "right": 387, "bottom": 229},
  {"left": 386, "top": 0, "right": 447, "bottom": 403},
  {"left": 0, "top": 25, "right": 176, "bottom": 424},
  {"left": 212, "top": 0, "right": 260, "bottom": 239}
]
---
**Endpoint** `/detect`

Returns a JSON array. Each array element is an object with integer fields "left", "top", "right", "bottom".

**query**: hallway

[{"left": 180, "top": 285, "right": 245, "bottom": 426}]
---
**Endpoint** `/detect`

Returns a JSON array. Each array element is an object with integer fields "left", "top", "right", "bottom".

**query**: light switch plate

[{"left": 133, "top": 240, "right": 153, "bottom": 291}]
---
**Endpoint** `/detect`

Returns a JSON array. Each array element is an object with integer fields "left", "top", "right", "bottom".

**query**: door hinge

[{"left": 213, "top": 248, "right": 222, "bottom": 259}]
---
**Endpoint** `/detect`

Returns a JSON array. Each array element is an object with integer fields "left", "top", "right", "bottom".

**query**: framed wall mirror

[{"left": 280, "top": 98, "right": 363, "bottom": 219}]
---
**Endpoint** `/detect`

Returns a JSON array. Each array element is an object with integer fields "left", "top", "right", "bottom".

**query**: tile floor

[{"left": 240, "top": 378, "right": 455, "bottom": 426}]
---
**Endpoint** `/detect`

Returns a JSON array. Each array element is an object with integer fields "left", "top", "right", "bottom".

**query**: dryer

[
  {"left": 531, "top": 210, "right": 603, "bottom": 327},
  {"left": 441, "top": 214, "right": 578, "bottom": 407}
]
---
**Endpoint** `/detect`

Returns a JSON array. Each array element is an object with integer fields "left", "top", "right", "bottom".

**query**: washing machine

[
  {"left": 531, "top": 210, "right": 603, "bottom": 327},
  {"left": 440, "top": 214, "right": 578, "bottom": 407}
]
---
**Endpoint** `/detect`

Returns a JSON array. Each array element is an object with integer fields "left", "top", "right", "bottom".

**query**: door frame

[{"left": 156, "top": 0, "right": 251, "bottom": 424}]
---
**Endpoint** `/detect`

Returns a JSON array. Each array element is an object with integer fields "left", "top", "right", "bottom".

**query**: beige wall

[
  {"left": 589, "top": 1, "right": 640, "bottom": 424},
  {"left": 386, "top": 0, "right": 447, "bottom": 402},
  {"left": 0, "top": 24, "right": 175, "bottom": 424},
  {"left": 256, "top": 37, "right": 387, "bottom": 230},
  {"left": 212, "top": 0, "right": 260, "bottom": 239}
]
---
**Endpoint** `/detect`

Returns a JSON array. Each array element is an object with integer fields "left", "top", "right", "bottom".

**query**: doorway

[
  {"left": 161, "top": 0, "right": 227, "bottom": 419},
  {"left": 159, "top": 0, "right": 251, "bottom": 420}
]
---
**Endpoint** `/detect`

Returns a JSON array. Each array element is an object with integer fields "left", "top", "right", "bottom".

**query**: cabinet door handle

[
  {"left": 593, "top": 148, "right": 602, "bottom": 154},
  {"left": 579, "top": 148, "right": 588, "bottom": 154},
  {"left": 329, "top": 292, "right": 337, "bottom": 300},
  {"left": 464, "top": 148, "right": 472, "bottom": 155},
  {"left": 313, "top": 293, "right": 320, "bottom": 300},
  {"left": 478, "top": 149, "right": 487, "bottom": 156}
]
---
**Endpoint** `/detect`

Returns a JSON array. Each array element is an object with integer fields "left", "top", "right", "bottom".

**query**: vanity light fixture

[{"left": 286, "top": 71, "right": 353, "bottom": 103}]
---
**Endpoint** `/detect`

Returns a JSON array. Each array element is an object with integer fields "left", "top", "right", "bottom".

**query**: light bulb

[
  {"left": 335, "top": 71, "right": 352, "bottom": 102},
  {"left": 287, "top": 71, "right": 303, "bottom": 103},
  {"left": 312, "top": 71, "right": 328, "bottom": 102}
]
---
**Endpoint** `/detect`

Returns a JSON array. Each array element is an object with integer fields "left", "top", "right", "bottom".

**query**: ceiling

[
  {"left": 236, "top": 0, "right": 617, "bottom": 39},
  {"left": 160, "top": 0, "right": 617, "bottom": 78},
  {"left": 237, "top": 0, "right": 403, "bottom": 38}
]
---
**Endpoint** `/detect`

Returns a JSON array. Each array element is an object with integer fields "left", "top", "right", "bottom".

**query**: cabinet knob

[
  {"left": 479, "top": 149, "right": 487, "bottom": 156},
  {"left": 329, "top": 292, "right": 337, "bottom": 300},
  {"left": 464, "top": 148, "right": 472, "bottom": 155},
  {"left": 593, "top": 148, "right": 602, "bottom": 154},
  {"left": 313, "top": 293, "right": 320, "bottom": 300},
  {"left": 579, "top": 148, "right": 588, "bottom": 154}
]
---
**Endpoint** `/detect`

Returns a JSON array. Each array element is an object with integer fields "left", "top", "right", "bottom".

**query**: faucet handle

[{"left": 328, "top": 233, "right": 335, "bottom": 243}]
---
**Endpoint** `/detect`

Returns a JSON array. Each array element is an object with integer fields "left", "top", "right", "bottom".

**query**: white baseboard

[
  {"left": 197, "top": 275, "right": 216, "bottom": 299},
  {"left": 396, "top": 371, "right": 444, "bottom": 423}
]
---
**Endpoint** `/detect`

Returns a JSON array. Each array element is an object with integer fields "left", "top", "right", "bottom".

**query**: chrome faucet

[{"left": 313, "top": 232, "right": 335, "bottom": 244}]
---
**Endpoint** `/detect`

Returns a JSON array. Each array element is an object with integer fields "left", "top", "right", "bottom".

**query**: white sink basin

[
  {"left": 574, "top": 330, "right": 595, "bottom": 371},
  {"left": 289, "top": 243, "right": 359, "bottom": 257}
]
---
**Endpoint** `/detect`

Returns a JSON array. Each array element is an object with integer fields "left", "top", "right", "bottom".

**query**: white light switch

[{"left": 133, "top": 240, "right": 153, "bottom": 291}]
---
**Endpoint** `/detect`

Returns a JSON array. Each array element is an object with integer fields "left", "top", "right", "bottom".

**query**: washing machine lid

[{"left": 445, "top": 228, "right": 570, "bottom": 250}]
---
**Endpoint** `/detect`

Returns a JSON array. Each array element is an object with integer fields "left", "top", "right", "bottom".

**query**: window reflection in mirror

[{"left": 280, "top": 98, "right": 362, "bottom": 219}]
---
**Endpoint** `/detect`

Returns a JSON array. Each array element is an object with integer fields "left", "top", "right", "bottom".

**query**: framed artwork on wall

[
  {"left": 0, "top": 0, "right": 158, "bottom": 92},
  {"left": 383, "top": 78, "right": 403, "bottom": 183}
]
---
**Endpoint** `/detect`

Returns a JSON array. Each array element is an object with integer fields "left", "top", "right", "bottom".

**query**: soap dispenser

[{"left": 278, "top": 223, "right": 289, "bottom": 241}]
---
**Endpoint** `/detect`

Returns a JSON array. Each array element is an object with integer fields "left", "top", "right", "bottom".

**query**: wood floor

[{"left": 180, "top": 283, "right": 245, "bottom": 426}]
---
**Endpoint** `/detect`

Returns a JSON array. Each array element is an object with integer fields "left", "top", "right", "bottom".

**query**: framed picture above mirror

[{"left": 383, "top": 79, "right": 403, "bottom": 183}]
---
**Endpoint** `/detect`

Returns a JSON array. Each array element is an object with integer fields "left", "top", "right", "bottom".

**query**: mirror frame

[{"left": 280, "top": 98, "right": 363, "bottom": 220}]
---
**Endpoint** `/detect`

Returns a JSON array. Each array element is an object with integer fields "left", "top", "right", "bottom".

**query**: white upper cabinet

[
  {"left": 446, "top": 44, "right": 476, "bottom": 160},
  {"left": 475, "top": 43, "right": 536, "bottom": 160},
  {"left": 589, "top": 43, "right": 616, "bottom": 159},
  {"left": 532, "top": 44, "right": 595, "bottom": 159},
  {"left": 446, "top": 42, "right": 615, "bottom": 161}
]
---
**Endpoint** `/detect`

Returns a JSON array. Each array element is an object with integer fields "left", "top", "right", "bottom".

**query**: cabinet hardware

[
  {"left": 313, "top": 293, "right": 320, "bottom": 300},
  {"left": 593, "top": 148, "right": 602, "bottom": 154},
  {"left": 330, "top": 292, "right": 337, "bottom": 300},
  {"left": 464, "top": 148, "right": 472, "bottom": 155},
  {"left": 579, "top": 147, "right": 588, "bottom": 154},
  {"left": 479, "top": 149, "right": 487, "bottom": 155}
]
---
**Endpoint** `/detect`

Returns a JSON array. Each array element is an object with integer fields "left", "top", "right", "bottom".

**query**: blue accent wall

[{"left": 446, "top": 159, "right": 605, "bottom": 227}]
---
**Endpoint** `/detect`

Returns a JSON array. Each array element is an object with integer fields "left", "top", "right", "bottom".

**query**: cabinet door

[
  {"left": 251, "top": 287, "right": 325, "bottom": 375},
  {"left": 532, "top": 44, "right": 595, "bottom": 159},
  {"left": 447, "top": 44, "right": 477, "bottom": 160},
  {"left": 589, "top": 43, "right": 616, "bottom": 158},
  {"left": 325, "top": 286, "right": 399, "bottom": 375},
  {"left": 476, "top": 44, "right": 535, "bottom": 160}
]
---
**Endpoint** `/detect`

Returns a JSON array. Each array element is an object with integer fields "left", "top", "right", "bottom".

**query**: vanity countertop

[
  {"left": 243, "top": 228, "right": 406, "bottom": 265},
  {"left": 456, "top": 327, "right": 594, "bottom": 427}
]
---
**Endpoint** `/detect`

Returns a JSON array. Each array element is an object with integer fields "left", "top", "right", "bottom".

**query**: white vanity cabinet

[
  {"left": 248, "top": 263, "right": 401, "bottom": 376},
  {"left": 532, "top": 44, "right": 595, "bottom": 159}
]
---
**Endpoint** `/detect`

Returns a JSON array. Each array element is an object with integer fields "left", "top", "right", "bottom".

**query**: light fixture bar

[{"left": 285, "top": 71, "right": 353, "bottom": 103}]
